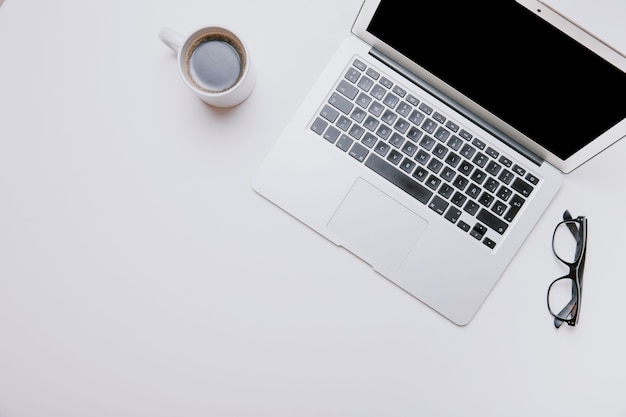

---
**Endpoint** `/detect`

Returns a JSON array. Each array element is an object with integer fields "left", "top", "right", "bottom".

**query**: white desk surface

[{"left": 1, "top": 1, "right": 625, "bottom": 416}]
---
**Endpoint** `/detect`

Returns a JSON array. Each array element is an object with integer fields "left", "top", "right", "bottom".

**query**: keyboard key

[
  {"left": 470, "top": 169, "right": 487, "bottom": 184},
  {"left": 464, "top": 200, "right": 480, "bottom": 215},
  {"left": 413, "top": 166, "right": 428, "bottom": 181},
  {"left": 357, "top": 76, "right": 374, "bottom": 92},
  {"left": 399, "top": 157, "right": 417, "bottom": 173},
  {"left": 458, "top": 160, "right": 474, "bottom": 176},
  {"left": 363, "top": 115, "right": 379, "bottom": 131},
  {"left": 525, "top": 172, "right": 540, "bottom": 185},
  {"left": 445, "top": 120, "right": 460, "bottom": 132},
  {"left": 323, "top": 126, "right": 340, "bottom": 143},
  {"left": 336, "top": 135, "right": 353, "bottom": 152},
  {"left": 512, "top": 164, "right": 526, "bottom": 176},
  {"left": 470, "top": 223, "right": 487, "bottom": 240},
  {"left": 477, "top": 209, "right": 508, "bottom": 234},
  {"left": 434, "top": 126, "right": 450, "bottom": 142},
  {"left": 478, "top": 191, "right": 494, "bottom": 207},
  {"left": 472, "top": 138, "right": 486, "bottom": 150},
  {"left": 441, "top": 166, "right": 455, "bottom": 182},
  {"left": 511, "top": 177, "right": 534, "bottom": 197},
  {"left": 406, "top": 126, "right": 423, "bottom": 142},
  {"left": 366, "top": 67, "right": 380, "bottom": 79},
  {"left": 328, "top": 92, "right": 353, "bottom": 114},
  {"left": 381, "top": 109, "right": 397, "bottom": 125},
  {"left": 472, "top": 152, "right": 488, "bottom": 168},
  {"left": 310, "top": 117, "right": 328, "bottom": 134},
  {"left": 445, "top": 152, "right": 461, "bottom": 168},
  {"left": 393, "top": 118, "right": 410, "bottom": 133},
  {"left": 375, "top": 124, "right": 392, "bottom": 140},
  {"left": 419, "top": 135, "right": 435, "bottom": 150},
  {"left": 370, "top": 85, "right": 386, "bottom": 100},
  {"left": 397, "top": 102, "right": 412, "bottom": 117},
  {"left": 337, "top": 79, "right": 359, "bottom": 99},
  {"left": 348, "top": 124, "right": 365, "bottom": 139},
  {"left": 408, "top": 109, "right": 425, "bottom": 125},
  {"left": 504, "top": 194, "right": 525, "bottom": 222},
  {"left": 429, "top": 195, "right": 449, "bottom": 215},
  {"left": 392, "top": 85, "right": 406, "bottom": 97},
  {"left": 419, "top": 102, "right": 433, "bottom": 114},
  {"left": 406, "top": 94, "right": 419, "bottom": 106},
  {"left": 350, "top": 107, "right": 367, "bottom": 123},
  {"left": 438, "top": 183, "right": 454, "bottom": 199},
  {"left": 451, "top": 191, "right": 467, "bottom": 207},
  {"left": 459, "top": 129, "right": 472, "bottom": 140},
  {"left": 320, "top": 105, "right": 339, "bottom": 122},
  {"left": 498, "top": 169, "right": 514, "bottom": 185},
  {"left": 383, "top": 92, "right": 399, "bottom": 108},
  {"left": 401, "top": 141, "right": 417, "bottom": 157},
  {"left": 460, "top": 143, "right": 476, "bottom": 159},
  {"left": 387, "top": 149, "right": 403, "bottom": 165},
  {"left": 427, "top": 158, "right": 443, "bottom": 174},
  {"left": 491, "top": 200, "right": 507, "bottom": 216},
  {"left": 484, "top": 178, "right": 499, "bottom": 193},
  {"left": 485, "top": 160, "right": 502, "bottom": 176},
  {"left": 496, "top": 185, "right": 512, "bottom": 201},
  {"left": 336, "top": 115, "right": 351, "bottom": 131},
  {"left": 355, "top": 92, "right": 372, "bottom": 108},
  {"left": 452, "top": 175, "right": 469, "bottom": 191},
  {"left": 379, "top": 77, "right": 393, "bottom": 89},
  {"left": 352, "top": 59, "right": 366, "bottom": 71},
  {"left": 344, "top": 67, "right": 360, "bottom": 83},
  {"left": 389, "top": 132, "right": 405, "bottom": 148},
  {"left": 447, "top": 135, "right": 463, "bottom": 151},
  {"left": 432, "top": 112, "right": 446, "bottom": 124},
  {"left": 349, "top": 142, "right": 369, "bottom": 162},
  {"left": 374, "top": 141, "right": 390, "bottom": 156},
  {"left": 425, "top": 174, "right": 442, "bottom": 190},
  {"left": 445, "top": 207, "right": 462, "bottom": 223},
  {"left": 361, "top": 132, "right": 377, "bottom": 148},
  {"left": 365, "top": 154, "right": 433, "bottom": 204},
  {"left": 368, "top": 101, "right": 384, "bottom": 117},
  {"left": 499, "top": 155, "right": 513, "bottom": 167},
  {"left": 415, "top": 149, "right": 430, "bottom": 165},
  {"left": 422, "top": 118, "right": 437, "bottom": 134},
  {"left": 483, "top": 237, "right": 496, "bottom": 249}
]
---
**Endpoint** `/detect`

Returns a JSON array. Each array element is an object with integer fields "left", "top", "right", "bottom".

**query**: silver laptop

[{"left": 252, "top": 0, "right": 626, "bottom": 325}]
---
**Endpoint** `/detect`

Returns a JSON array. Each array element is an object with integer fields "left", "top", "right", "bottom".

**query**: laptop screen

[{"left": 366, "top": 0, "right": 626, "bottom": 162}]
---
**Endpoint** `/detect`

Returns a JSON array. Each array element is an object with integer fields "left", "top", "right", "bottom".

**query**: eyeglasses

[{"left": 546, "top": 210, "right": 587, "bottom": 328}]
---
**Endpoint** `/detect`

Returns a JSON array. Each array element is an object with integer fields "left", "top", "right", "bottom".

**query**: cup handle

[{"left": 159, "top": 27, "right": 184, "bottom": 53}]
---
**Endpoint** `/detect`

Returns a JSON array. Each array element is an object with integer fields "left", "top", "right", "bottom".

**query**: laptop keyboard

[{"left": 309, "top": 56, "right": 542, "bottom": 250}]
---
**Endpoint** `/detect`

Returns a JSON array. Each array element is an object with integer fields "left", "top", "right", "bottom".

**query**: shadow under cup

[{"left": 182, "top": 28, "right": 248, "bottom": 95}]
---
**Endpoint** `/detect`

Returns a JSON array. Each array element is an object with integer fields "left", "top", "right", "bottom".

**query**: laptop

[{"left": 252, "top": 0, "right": 626, "bottom": 325}]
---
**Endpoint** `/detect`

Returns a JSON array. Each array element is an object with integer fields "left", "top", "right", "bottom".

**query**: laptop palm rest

[{"left": 327, "top": 178, "right": 428, "bottom": 271}]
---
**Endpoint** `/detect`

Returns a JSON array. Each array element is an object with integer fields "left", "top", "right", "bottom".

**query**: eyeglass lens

[
  {"left": 547, "top": 276, "right": 578, "bottom": 319},
  {"left": 553, "top": 220, "right": 582, "bottom": 264}
]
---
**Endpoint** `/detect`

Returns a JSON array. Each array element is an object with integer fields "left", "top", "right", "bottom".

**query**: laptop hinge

[{"left": 369, "top": 48, "right": 545, "bottom": 167}]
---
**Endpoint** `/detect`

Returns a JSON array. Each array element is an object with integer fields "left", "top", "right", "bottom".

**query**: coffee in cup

[{"left": 159, "top": 26, "right": 255, "bottom": 108}]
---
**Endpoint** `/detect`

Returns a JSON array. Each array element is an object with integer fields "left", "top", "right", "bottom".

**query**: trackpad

[{"left": 327, "top": 178, "right": 428, "bottom": 271}]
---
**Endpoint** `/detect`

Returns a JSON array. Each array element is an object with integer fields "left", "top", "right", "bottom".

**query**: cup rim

[{"left": 177, "top": 26, "right": 250, "bottom": 98}]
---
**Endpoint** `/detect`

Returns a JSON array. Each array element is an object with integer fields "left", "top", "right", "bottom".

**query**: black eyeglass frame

[{"left": 546, "top": 210, "right": 587, "bottom": 328}]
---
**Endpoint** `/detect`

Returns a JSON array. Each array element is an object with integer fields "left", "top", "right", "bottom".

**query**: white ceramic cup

[{"left": 159, "top": 26, "right": 256, "bottom": 108}]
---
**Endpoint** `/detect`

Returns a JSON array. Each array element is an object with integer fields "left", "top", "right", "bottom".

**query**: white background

[{"left": 1, "top": 0, "right": 625, "bottom": 416}]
